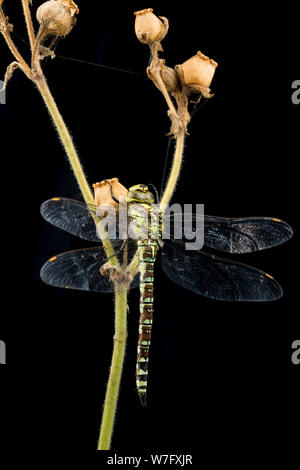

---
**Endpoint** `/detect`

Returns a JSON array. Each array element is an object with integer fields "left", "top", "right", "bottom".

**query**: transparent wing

[
  {"left": 41, "top": 244, "right": 139, "bottom": 293},
  {"left": 161, "top": 240, "right": 283, "bottom": 301},
  {"left": 164, "top": 212, "right": 293, "bottom": 253},
  {"left": 202, "top": 215, "right": 293, "bottom": 253},
  {"left": 41, "top": 197, "right": 121, "bottom": 243}
]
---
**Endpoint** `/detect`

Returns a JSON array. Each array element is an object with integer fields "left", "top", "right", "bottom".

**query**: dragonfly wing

[
  {"left": 161, "top": 240, "right": 283, "bottom": 301},
  {"left": 202, "top": 216, "right": 293, "bottom": 253},
  {"left": 41, "top": 245, "right": 139, "bottom": 293},
  {"left": 164, "top": 212, "right": 293, "bottom": 253},
  {"left": 41, "top": 197, "right": 101, "bottom": 242}
]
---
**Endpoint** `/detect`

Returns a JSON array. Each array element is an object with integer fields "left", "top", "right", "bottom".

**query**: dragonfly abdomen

[{"left": 136, "top": 240, "right": 158, "bottom": 406}]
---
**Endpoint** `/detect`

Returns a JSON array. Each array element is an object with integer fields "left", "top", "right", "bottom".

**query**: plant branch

[
  {"left": 98, "top": 286, "right": 128, "bottom": 450},
  {"left": 0, "top": 8, "right": 32, "bottom": 79},
  {"left": 147, "top": 43, "right": 183, "bottom": 135},
  {"left": 21, "top": 0, "right": 35, "bottom": 51},
  {"left": 35, "top": 74, "right": 120, "bottom": 266},
  {"left": 1, "top": 4, "right": 126, "bottom": 453},
  {"left": 36, "top": 76, "right": 93, "bottom": 202},
  {"left": 33, "top": 52, "right": 126, "bottom": 453},
  {"left": 160, "top": 129, "right": 185, "bottom": 208}
]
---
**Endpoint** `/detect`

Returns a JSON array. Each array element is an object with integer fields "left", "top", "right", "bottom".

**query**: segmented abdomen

[{"left": 136, "top": 240, "right": 158, "bottom": 406}]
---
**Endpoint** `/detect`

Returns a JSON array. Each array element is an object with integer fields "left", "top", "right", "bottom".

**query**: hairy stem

[
  {"left": 37, "top": 76, "right": 93, "bottom": 202},
  {"left": 98, "top": 286, "right": 128, "bottom": 450},
  {"left": 21, "top": 0, "right": 35, "bottom": 51},
  {"left": 0, "top": 9, "right": 32, "bottom": 79},
  {"left": 160, "top": 129, "right": 185, "bottom": 208},
  {"left": 1, "top": 6, "right": 127, "bottom": 453},
  {"left": 32, "top": 26, "right": 46, "bottom": 71},
  {"left": 36, "top": 65, "right": 126, "bottom": 451},
  {"left": 36, "top": 75, "right": 119, "bottom": 265}
]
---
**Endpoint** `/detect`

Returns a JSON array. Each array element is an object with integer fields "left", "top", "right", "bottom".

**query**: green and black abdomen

[
  {"left": 136, "top": 240, "right": 157, "bottom": 406},
  {"left": 126, "top": 184, "right": 161, "bottom": 406}
]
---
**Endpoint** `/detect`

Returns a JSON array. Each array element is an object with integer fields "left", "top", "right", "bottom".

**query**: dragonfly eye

[
  {"left": 127, "top": 190, "right": 155, "bottom": 204},
  {"left": 129, "top": 183, "right": 148, "bottom": 192},
  {"left": 127, "top": 184, "right": 155, "bottom": 203}
]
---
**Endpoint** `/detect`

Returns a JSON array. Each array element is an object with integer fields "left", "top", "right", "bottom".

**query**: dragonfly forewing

[
  {"left": 164, "top": 212, "right": 293, "bottom": 253},
  {"left": 41, "top": 197, "right": 100, "bottom": 242},
  {"left": 202, "top": 216, "right": 293, "bottom": 253}
]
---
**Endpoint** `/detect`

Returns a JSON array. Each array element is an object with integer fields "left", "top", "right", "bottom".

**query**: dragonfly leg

[{"left": 105, "top": 179, "right": 120, "bottom": 204}]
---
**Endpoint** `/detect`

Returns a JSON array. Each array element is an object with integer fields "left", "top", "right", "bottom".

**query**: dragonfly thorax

[
  {"left": 127, "top": 185, "right": 162, "bottom": 242},
  {"left": 127, "top": 184, "right": 155, "bottom": 205}
]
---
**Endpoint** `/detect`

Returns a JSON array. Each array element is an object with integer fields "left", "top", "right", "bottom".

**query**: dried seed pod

[
  {"left": 178, "top": 51, "right": 218, "bottom": 98},
  {"left": 36, "top": 0, "right": 79, "bottom": 37},
  {"left": 134, "top": 8, "right": 167, "bottom": 44},
  {"left": 161, "top": 63, "right": 179, "bottom": 93},
  {"left": 93, "top": 178, "right": 128, "bottom": 210}
]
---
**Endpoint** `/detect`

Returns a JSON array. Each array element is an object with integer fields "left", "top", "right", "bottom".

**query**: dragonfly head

[{"left": 127, "top": 184, "right": 155, "bottom": 205}]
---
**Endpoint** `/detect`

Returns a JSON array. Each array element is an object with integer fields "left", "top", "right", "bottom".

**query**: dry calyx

[
  {"left": 36, "top": 0, "right": 79, "bottom": 37},
  {"left": 176, "top": 51, "right": 218, "bottom": 99},
  {"left": 0, "top": 0, "right": 79, "bottom": 86},
  {"left": 93, "top": 178, "right": 128, "bottom": 212},
  {"left": 33, "top": 0, "right": 79, "bottom": 66},
  {"left": 134, "top": 8, "right": 218, "bottom": 134},
  {"left": 93, "top": 178, "right": 135, "bottom": 286},
  {"left": 134, "top": 8, "right": 168, "bottom": 51}
]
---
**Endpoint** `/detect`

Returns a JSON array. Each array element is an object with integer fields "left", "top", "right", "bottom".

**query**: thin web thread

[
  {"left": 159, "top": 135, "right": 173, "bottom": 200},
  {"left": 190, "top": 97, "right": 209, "bottom": 117},
  {"left": 11, "top": 30, "right": 143, "bottom": 77},
  {"left": 55, "top": 54, "right": 143, "bottom": 77},
  {"left": 11, "top": 30, "right": 209, "bottom": 203}
]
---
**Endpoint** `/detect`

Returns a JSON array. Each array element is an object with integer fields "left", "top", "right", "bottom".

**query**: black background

[{"left": 0, "top": 0, "right": 299, "bottom": 461}]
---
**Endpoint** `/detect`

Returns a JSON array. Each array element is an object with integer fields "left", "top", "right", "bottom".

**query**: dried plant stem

[
  {"left": 147, "top": 43, "right": 183, "bottom": 135},
  {"left": 0, "top": 10, "right": 32, "bottom": 79},
  {"left": 31, "top": 26, "right": 46, "bottom": 71},
  {"left": 153, "top": 71, "right": 178, "bottom": 119},
  {"left": 21, "top": 0, "right": 35, "bottom": 51},
  {"left": 160, "top": 129, "right": 185, "bottom": 208},
  {"left": 98, "top": 286, "right": 128, "bottom": 450}
]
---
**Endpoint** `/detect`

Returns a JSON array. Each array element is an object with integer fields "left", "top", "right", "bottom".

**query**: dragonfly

[{"left": 40, "top": 185, "right": 293, "bottom": 405}]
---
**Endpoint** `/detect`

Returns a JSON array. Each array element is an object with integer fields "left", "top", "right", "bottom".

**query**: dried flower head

[
  {"left": 178, "top": 51, "right": 218, "bottom": 98},
  {"left": 93, "top": 178, "right": 128, "bottom": 211},
  {"left": 134, "top": 8, "right": 168, "bottom": 44},
  {"left": 36, "top": 0, "right": 79, "bottom": 37}
]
